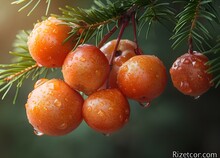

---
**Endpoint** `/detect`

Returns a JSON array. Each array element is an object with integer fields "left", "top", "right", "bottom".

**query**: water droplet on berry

[
  {"left": 80, "top": 57, "right": 86, "bottom": 62},
  {"left": 95, "top": 70, "right": 100, "bottom": 76},
  {"left": 103, "top": 133, "right": 111, "bottom": 136},
  {"left": 125, "top": 109, "right": 129, "bottom": 115},
  {"left": 87, "top": 106, "right": 92, "bottom": 112},
  {"left": 34, "top": 78, "right": 48, "bottom": 89},
  {"left": 177, "top": 67, "right": 182, "bottom": 70},
  {"left": 194, "top": 96, "right": 200, "bottom": 100},
  {"left": 184, "top": 59, "right": 190, "bottom": 64},
  {"left": 125, "top": 118, "right": 129, "bottom": 123},
  {"left": 197, "top": 74, "right": 202, "bottom": 79},
  {"left": 28, "top": 92, "right": 33, "bottom": 99},
  {"left": 37, "top": 63, "right": 43, "bottom": 67},
  {"left": 108, "top": 107, "right": 114, "bottom": 111},
  {"left": 34, "top": 129, "right": 44, "bottom": 136},
  {"left": 192, "top": 61, "right": 196, "bottom": 66},
  {"left": 54, "top": 99, "right": 62, "bottom": 107},
  {"left": 48, "top": 83, "right": 55, "bottom": 90},
  {"left": 98, "top": 110, "right": 104, "bottom": 117},
  {"left": 132, "top": 88, "right": 136, "bottom": 93},
  {"left": 119, "top": 115, "right": 123, "bottom": 122},
  {"left": 58, "top": 123, "right": 67, "bottom": 130}
]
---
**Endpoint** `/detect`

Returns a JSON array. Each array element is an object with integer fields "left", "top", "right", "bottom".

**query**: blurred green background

[{"left": 0, "top": 1, "right": 219, "bottom": 158}]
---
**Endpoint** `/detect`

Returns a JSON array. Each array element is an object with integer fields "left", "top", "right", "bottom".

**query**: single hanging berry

[
  {"left": 117, "top": 55, "right": 167, "bottom": 103},
  {"left": 28, "top": 17, "right": 79, "bottom": 67},
  {"left": 62, "top": 44, "right": 110, "bottom": 95},
  {"left": 100, "top": 39, "right": 142, "bottom": 89},
  {"left": 25, "top": 79, "right": 84, "bottom": 136},
  {"left": 170, "top": 51, "right": 213, "bottom": 97},
  {"left": 82, "top": 88, "right": 130, "bottom": 134}
]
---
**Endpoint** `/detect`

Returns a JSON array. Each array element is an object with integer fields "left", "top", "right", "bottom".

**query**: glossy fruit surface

[
  {"left": 62, "top": 44, "right": 110, "bottom": 95},
  {"left": 100, "top": 39, "right": 140, "bottom": 88},
  {"left": 28, "top": 17, "right": 76, "bottom": 67},
  {"left": 26, "top": 79, "right": 84, "bottom": 136},
  {"left": 170, "top": 51, "right": 213, "bottom": 97},
  {"left": 83, "top": 89, "right": 130, "bottom": 134},
  {"left": 117, "top": 55, "right": 167, "bottom": 102}
]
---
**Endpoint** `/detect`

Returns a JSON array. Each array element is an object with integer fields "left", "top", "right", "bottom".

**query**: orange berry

[
  {"left": 170, "top": 51, "right": 213, "bottom": 97},
  {"left": 25, "top": 79, "right": 84, "bottom": 136},
  {"left": 100, "top": 39, "right": 141, "bottom": 88},
  {"left": 83, "top": 88, "right": 130, "bottom": 134},
  {"left": 117, "top": 55, "right": 167, "bottom": 102},
  {"left": 62, "top": 44, "right": 110, "bottom": 95},
  {"left": 28, "top": 17, "right": 77, "bottom": 67}
]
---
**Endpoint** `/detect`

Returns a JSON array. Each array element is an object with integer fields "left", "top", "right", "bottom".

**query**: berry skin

[
  {"left": 100, "top": 39, "right": 141, "bottom": 88},
  {"left": 82, "top": 89, "right": 130, "bottom": 134},
  {"left": 28, "top": 17, "right": 77, "bottom": 67},
  {"left": 170, "top": 51, "right": 213, "bottom": 97},
  {"left": 25, "top": 79, "right": 84, "bottom": 136},
  {"left": 62, "top": 44, "right": 110, "bottom": 95},
  {"left": 117, "top": 55, "right": 167, "bottom": 102}
]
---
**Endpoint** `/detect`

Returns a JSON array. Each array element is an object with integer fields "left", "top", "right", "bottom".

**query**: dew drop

[
  {"left": 172, "top": 63, "right": 178, "bottom": 70},
  {"left": 95, "top": 70, "right": 100, "bottom": 76},
  {"left": 139, "top": 102, "right": 151, "bottom": 108},
  {"left": 97, "top": 110, "right": 104, "bottom": 117},
  {"left": 48, "top": 83, "right": 55, "bottom": 90},
  {"left": 58, "top": 123, "right": 67, "bottom": 130},
  {"left": 37, "top": 63, "right": 43, "bottom": 67},
  {"left": 177, "top": 67, "right": 182, "bottom": 70},
  {"left": 28, "top": 92, "right": 33, "bottom": 99},
  {"left": 125, "top": 109, "right": 129, "bottom": 115},
  {"left": 119, "top": 115, "right": 123, "bottom": 122},
  {"left": 124, "top": 118, "right": 129, "bottom": 123},
  {"left": 124, "top": 65, "right": 128, "bottom": 71},
  {"left": 132, "top": 88, "right": 136, "bottom": 93},
  {"left": 103, "top": 133, "right": 111, "bottom": 136},
  {"left": 80, "top": 57, "right": 86, "bottom": 62},
  {"left": 87, "top": 106, "right": 92, "bottom": 112},
  {"left": 34, "top": 129, "right": 44, "bottom": 136},
  {"left": 54, "top": 99, "right": 62, "bottom": 107},
  {"left": 180, "top": 81, "right": 184, "bottom": 87},
  {"left": 197, "top": 74, "right": 202, "bottom": 79},
  {"left": 108, "top": 107, "right": 114, "bottom": 111},
  {"left": 34, "top": 78, "right": 48, "bottom": 89},
  {"left": 184, "top": 59, "right": 190, "bottom": 64},
  {"left": 192, "top": 61, "right": 196, "bottom": 66},
  {"left": 194, "top": 96, "right": 200, "bottom": 100}
]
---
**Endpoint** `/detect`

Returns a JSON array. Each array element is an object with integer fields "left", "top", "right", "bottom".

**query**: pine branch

[
  {"left": 138, "top": 1, "right": 176, "bottom": 39},
  {"left": 57, "top": 0, "right": 176, "bottom": 48},
  {"left": 171, "top": 0, "right": 219, "bottom": 52},
  {"left": 205, "top": 37, "right": 220, "bottom": 88},
  {"left": 0, "top": 30, "right": 52, "bottom": 103},
  {"left": 11, "top": 0, "right": 52, "bottom": 16}
]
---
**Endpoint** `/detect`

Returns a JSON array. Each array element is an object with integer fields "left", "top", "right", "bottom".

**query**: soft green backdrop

[{"left": 0, "top": 1, "right": 219, "bottom": 158}]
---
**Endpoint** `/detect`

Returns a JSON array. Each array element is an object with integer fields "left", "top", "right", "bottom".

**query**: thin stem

[
  {"left": 188, "top": 36, "right": 193, "bottom": 54},
  {"left": 109, "top": 18, "right": 129, "bottom": 66},
  {"left": 98, "top": 25, "right": 118, "bottom": 48},
  {"left": 188, "top": 0, "right": 201, "bottom": 54},
  {"left": 131, "top": 12, "right": 142, "bottom": 55}
]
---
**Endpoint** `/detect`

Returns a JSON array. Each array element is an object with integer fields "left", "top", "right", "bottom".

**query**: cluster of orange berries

[{"left": 25, "top": 17, "right": 213, "bottom": 136}]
